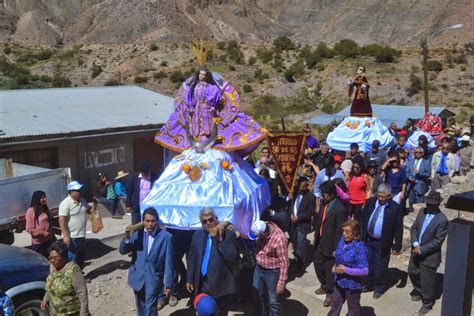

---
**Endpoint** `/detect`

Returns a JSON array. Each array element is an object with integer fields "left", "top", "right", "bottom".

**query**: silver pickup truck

[{"left": 0, "top": 159, "right": 70, "bottom": 245}]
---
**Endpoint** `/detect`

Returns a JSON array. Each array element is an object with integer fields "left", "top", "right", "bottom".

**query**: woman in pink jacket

[{"left": 26, "top": 191, "right": 55, "bottom": 257}]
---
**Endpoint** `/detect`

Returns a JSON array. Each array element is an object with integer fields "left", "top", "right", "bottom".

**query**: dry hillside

[
  {"left": 0, "top": 0, "right": 473, "bottom": 47},
  {"left": 1, "top": 40, "right": 472, "bottom": 134}
]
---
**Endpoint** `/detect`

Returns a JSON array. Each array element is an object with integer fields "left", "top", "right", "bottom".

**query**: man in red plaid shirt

[{"left": 249, "top": 220, "right": 289, "bottom": 316}]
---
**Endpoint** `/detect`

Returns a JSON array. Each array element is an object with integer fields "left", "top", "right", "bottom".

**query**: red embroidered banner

[{"left": 268, "top": 133, "right": 306, "bottom": 193}]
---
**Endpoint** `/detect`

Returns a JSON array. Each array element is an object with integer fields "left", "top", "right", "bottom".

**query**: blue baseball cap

[
  {"left": 248, "top": 220, "right": 267, "bottom": 241},
  {"left": 67, "top": 180, "right": 84, "bottom": 191},
  {"left": 195, "top": 294, "right": 217, "bottom": 316}
]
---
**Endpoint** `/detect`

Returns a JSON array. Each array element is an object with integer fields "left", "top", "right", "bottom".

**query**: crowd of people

[{"left": 14, "top": 117, "right": 471, "bottom": 316}]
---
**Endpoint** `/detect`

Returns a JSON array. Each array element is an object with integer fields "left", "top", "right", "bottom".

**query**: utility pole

[
  {"left": 419, "top": 23, "right": 463, "bottom": 113},
  {"left": 421, "top": 40, "right": 429, "bottom": 113}
]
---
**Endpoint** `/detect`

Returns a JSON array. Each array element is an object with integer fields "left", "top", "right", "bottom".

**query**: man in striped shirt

[{"left": 250, "top": 220, "right": 289, "bottom": 316}]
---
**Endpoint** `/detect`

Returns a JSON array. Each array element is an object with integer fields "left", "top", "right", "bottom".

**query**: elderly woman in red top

[
  {"left": 26, "top": 191, "right": 55, "bottom": 257},
  {"left": 346, "top": 162, "right": 368, "bottom": 221}
]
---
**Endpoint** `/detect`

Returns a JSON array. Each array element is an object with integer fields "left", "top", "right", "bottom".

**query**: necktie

[
  {"left": 319, "top": 204, "right": 329, "bottom": 237},
  {"left": 201, "top": 234, "right": 212, "bottom": 276},
  {"left": 415, "top": 159, "right": 421, "bottom": 171},
  {"left": 368, "top": 204, "right": 382, "bottom": 236}
]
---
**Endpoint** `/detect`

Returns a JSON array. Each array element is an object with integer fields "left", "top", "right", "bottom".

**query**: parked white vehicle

[{"left": 0, "top": 159, "right": 70, "bottom": 244}]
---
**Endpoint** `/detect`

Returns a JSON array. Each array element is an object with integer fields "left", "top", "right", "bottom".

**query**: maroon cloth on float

[{"left": 349, "top": 75, "right": 373, "bottom": 117}]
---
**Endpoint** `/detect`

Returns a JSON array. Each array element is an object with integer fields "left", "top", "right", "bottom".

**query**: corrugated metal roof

[
  {"left": 0, "top": 86, "right": 174, "bottom": 140},
  {"left": 306, "top": 104, "right": 453, "bottom": 127}
]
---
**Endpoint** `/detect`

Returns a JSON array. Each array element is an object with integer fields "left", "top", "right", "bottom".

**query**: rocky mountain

[{"left": 0, "top": 0, "right": 472, "bottom": 46}]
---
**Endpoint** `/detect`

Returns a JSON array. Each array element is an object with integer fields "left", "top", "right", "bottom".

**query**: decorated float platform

[
  {"left": 141, "top": 149, "right": 270, "bottom": 234},
  {"left": 326, "top": 116, "right": 394, "bottom": 152}
]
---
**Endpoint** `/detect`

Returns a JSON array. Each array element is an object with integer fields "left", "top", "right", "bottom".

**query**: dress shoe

[
  {"left": 169, "top": 295, "right": 178, "bottom": 307},
  {"left": 418, "top": 304, "right": 432, "bottom": 315},
  {"left": 361, "top": 286, "right": 373, "bottom": 293},
  {"left": 315, "top": 287, "right": 326, "bottom": 295},
  {"left": 323, "top": 297, "right": 332, "bottom": 307},
  {"left": 373, "top": 292, "right": 383, "bottom": 299},
  {"left": 157, "top": 300, "right": 166, "bottom": 311},
  {"left": 112, "top": 214, "right": 123, "bottom": 219},
  {"left": 411, "top": 295, "right": 422, "bottom": 302}
]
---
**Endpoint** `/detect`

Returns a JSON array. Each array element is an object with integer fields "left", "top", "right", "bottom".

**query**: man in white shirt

[{"left": 59, "top": 180, "right": 93, "bottom": 269}]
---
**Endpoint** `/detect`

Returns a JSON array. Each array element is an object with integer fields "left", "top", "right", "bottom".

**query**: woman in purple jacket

[{"left": 328, "top": 220, "right": 369, "bottom": 316}]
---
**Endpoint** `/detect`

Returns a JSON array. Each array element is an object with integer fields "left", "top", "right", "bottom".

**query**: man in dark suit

[
  {"left": 361, "top": 183, "right": 403, "bottom": 299},
  {"left": 288, "top": 177, "right": 316, "bottom": 273},
  {"left": 406, "top": 147, "right": 431, "bottom": 212},
  {"left": 119, "top": 207, "right": 174, "bottom": 316},
  {"left": 127, "top": 161, "right": 158, "bottom": 224},
  {"left": 186, "top": 207, "right": 238, "bottom": 312},
  {"left": 408, "top": 191, "right": 448, "bottom": 315},
  {"left": 313, "top": 180, "right": 347, "bottom": 307}
]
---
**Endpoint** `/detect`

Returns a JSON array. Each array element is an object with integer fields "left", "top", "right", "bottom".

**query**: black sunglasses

[{"left": 201, "top": 217, "right": 215, "bottom": 224}]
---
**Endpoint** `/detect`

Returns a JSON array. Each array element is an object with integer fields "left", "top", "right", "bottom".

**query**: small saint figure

[{"left": 347, "top": 65, "right": 373, "bottom": 117}]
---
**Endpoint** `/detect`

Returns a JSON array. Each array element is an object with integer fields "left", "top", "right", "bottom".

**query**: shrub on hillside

[
  {"left": 304, "top": 51, "right": 321, "bottom": 69},
  {"left": 253, "top": 68, "right": 269, "bottom": 81},
  {"left": 52, "top": 74, "right": 71, "bottom": 87},
  {"left": 248, "top": 56, "right": 257, "bottom": 65},
  {"left": 333, "top": 39, "right": 360, "bottom": 59},
  {"left": 40, "top": 75, "right": 52, "bottom": 83},
  {"left": 149, "top": 43, "right": 158, "bottom": 51},
  {"left": 273, "top": 36, "right": 295, "bottom": 51},
  {"left": 258, "top": 50, "right": 273, "bottom": 64},
  {"left": 133, "top": 76, "right": 148, "bottom": 83},
  {"left": 226, "top": 41, "right": 244, "bottom": 64},
  {"left": 3, "top": 47, "right": 11, "bottom": 54},
  {"left": 453, "top": 52, "right": 467, "bottom": 64},
  {"left": 426, "top": 60, "right": 443, "bottom": 72},
  {"left": 406, "top": 74, "right": 423, "bottom": 97},
  {"left": 169, "top": 70, "right": 185, "bottom": 83},
  {"left": 321, "top": 102, "right": 334, "bottom": 114},
  {"left": 315, "top": 42, "right": 334, "bottom": 58},
  {"left": 362, "top": 44, "right": 401, "bottom": 63},
  {"left": 243, "top": 84, "right": 252, "bottom": 93},
  {"left": 91, "top": 64, "right": 103, "bottom": 79},
  {"left": 17, "top": 50, "right": 53, "bottom": 63},
  {"left": 104, "top": 79, "right": 120, "bottom": 86},
  {"left": 153, "top": 71, "right": 167, "bottom": 79},
  {"left": 284, "top": 60, "right": 305, "bottom": 82}
]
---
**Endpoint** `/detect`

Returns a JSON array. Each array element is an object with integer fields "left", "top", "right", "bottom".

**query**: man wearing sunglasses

[
  {"left": 431, "top": 143, "right": 455, "bottom": 190},
  {"left": 186, "top": 207, "right": 238, "bottom": 313}
]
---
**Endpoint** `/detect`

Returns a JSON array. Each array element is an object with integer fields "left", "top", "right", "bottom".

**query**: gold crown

[{"left": 191, "top": 40, "right": 207, "bottom": 66}]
